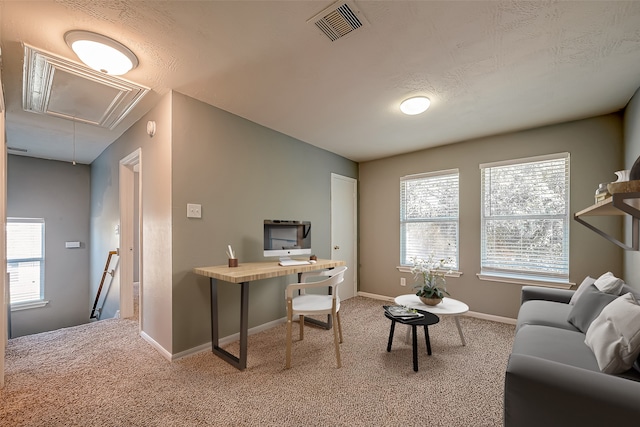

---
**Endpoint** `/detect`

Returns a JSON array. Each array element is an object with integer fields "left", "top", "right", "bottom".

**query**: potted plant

[{"left": 410, "top": 255, "right": 451, "bottom": 306}]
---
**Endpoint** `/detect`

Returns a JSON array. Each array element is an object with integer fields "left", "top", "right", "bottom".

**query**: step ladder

[{"left": 90, "top": 249, "right": 119, "bottom": 319}]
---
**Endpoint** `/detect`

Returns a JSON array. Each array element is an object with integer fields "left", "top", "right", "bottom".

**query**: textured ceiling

[{"left": 2, "top": 1, "right": 640, "bottom": 164}]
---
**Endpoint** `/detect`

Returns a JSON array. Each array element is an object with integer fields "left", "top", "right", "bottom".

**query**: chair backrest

[
  {"left": 325, "top": 266, "right": 347, "bottom": 294},
  {"left": 300, "top": 265, "right": 348, "bottom": 283},
  {"left": 287, "top": 266, "right": 347, "bottom": 299}
]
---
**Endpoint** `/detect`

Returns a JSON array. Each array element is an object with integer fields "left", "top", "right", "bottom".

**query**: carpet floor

[{"left": 0, "top": 296, "right": 515, "bottom": 426}]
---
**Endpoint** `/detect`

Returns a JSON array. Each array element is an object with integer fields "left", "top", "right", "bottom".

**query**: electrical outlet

[
  {"left": 187, "top": 203, "right": 202, "bottom": 218},
  {"left": 400, "top": 277, "right": 406, "bottom": 287}
]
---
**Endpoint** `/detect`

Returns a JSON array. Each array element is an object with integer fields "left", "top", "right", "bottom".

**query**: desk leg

[
  {"left": 210, "top": 278, "right": 219, "bottom": 348},
  {"left": 454, "top": 316, "right": 466, "bottom": 346},
  {"left": 210, "top": 278, "right": 249, "bottom": 370},
  {"left": 303, "top": 314, "right": 332, "bottom": 329},
  {"left": 238, "top": 281, "right": 249, "bottom": 368}
]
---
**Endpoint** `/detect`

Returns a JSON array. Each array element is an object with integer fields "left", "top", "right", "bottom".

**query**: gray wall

[
  {"left": 624, "top": 87, "right": 640, "bottom": 288},
  {"left": 359, "top": 115, "right": 624, "bottom": 320},
  {"left": 89, "top": 91, "right": 357, "bottom": 356},
  {"left": 170, "top": 92, "right": 358, "bottom": 354},
  {"left": 7, "top": 155, "right": 91, "bottom": 337}
]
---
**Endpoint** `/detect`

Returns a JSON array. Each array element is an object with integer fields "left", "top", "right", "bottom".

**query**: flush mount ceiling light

[
  {"left": 400, "top": 96, "right": 431, "bottom": 115},
  {"left": 64, "top": 30, "right": 138, "bottom": 75}
]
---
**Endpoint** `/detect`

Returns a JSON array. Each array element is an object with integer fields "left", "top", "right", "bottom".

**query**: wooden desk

[{"left": 194, "top": 259, "right": 345, "bottom": 370}]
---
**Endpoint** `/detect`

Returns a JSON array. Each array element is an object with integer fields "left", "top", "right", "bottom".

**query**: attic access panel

[
  {"left": 23, "top": 44, "right": 149, "bottom": 129},
  {"left": 47, "top": 69, "right": 122, "bottom": 123}
]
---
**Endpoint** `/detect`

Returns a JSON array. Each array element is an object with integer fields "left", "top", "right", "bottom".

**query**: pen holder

[{"left": 228, "top": 258, "right": 238, "bottom": 268}]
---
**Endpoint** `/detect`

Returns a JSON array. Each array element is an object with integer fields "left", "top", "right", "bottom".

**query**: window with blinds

[
  {"left": 480, "top": 153, "right": 570, "bottom": 282},
  {"left": 400, "top": 169, "right": 459, "bottom": 269},
  {"left": 7, "top": 218, "right": 45, "bottom": 304}
]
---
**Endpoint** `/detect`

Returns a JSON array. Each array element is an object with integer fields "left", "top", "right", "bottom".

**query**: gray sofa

[{"left": 504, "top": 285, "right": 640, "bottom": 427}]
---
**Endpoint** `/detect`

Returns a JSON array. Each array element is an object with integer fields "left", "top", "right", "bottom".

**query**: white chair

[{"left": 285, "top": 266, "right": 348, "bottom": 369}]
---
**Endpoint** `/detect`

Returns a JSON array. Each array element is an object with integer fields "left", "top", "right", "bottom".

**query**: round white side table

[{"left": 394, "top": 294, "right": 469, "bottom": 346}]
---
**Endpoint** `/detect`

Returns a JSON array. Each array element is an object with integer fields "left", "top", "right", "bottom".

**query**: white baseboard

[
  {"left": 161, "top": 293, "right": 517, "bottom": 362},
  {"left": 170, "top": 316, "right": 288, "bottom": 361},
  {"left": 466, "top": 311, "right": 517, "bottom": 325},
  {"left": 171, "top": 342, "right": 212, "bottom": 361},
  {"left": 357, "top": 291, "right": 517, "bottom": 325},
  {"left": 140, "top": 331, "right": 173, "bottom": 361},
  {"left": 357, "top": 291, "right": 395, "bottom": 302}
]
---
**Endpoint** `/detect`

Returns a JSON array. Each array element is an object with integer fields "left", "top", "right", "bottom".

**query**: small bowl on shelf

[{"left": 607, "top": 180, "right": 640, "bottom": 195}]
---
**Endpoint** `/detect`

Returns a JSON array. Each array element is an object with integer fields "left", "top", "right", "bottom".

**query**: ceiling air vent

[{"left": 309, "top": 1, "right": 369, "bottom": 42}]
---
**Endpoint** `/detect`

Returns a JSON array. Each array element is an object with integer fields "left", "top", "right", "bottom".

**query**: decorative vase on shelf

[
  {"left": 595, "top": 183, "right": 610, "bottom": 203},
  {"left": 614, "top": 170, "right": 630, "bottom": 183},
  {"left": 419, "top": 296, "right": 442, "bottom": 306}
]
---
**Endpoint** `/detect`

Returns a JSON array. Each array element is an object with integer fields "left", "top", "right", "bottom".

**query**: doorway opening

[{"left": 119, "top": 149, "right": 142, "bottom": 331}]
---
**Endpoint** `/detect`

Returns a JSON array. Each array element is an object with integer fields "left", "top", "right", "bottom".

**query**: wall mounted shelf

[{"left": 574, "top": 191, "right": 640, "bottom": 250}]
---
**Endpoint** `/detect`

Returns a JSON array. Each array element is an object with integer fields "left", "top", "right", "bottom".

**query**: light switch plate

[{"left": 187, "top": 203, "right": 202, "bottom": 218}]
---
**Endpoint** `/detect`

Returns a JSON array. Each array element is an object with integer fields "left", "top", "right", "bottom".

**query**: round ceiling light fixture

[
  {"left": 65, "top": 30, "right": 138, "bottom": 76},
  {"left": 400, "top": 96, "right": 431, "bottom": 115}
]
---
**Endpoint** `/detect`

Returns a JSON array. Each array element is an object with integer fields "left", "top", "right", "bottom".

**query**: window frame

[
  {"left": 399, "top": 169, "right": 460, "bottom": 271},
  {"left": 7, "top": 217, "right": 48, "bottom": 309},
  {"left": 479, "top": 153, "right": 570, "bottom": 285}
]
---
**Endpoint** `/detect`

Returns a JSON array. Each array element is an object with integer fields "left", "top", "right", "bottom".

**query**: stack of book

[{"left": 384, "top": 305, "right": 424, "bottom": 319}]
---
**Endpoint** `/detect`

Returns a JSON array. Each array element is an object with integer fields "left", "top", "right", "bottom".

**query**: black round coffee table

[{"left": 384, "top": 307, "right": 440, "bottom": 372}]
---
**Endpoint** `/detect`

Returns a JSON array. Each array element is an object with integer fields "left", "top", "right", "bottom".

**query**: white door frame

[
  {"left": 0, "top": 100, "right": 6, "bottom": 388},
  {"left": 119, "top": 149, "right": 142, "bottom": 329},
  {"left": 331, "top": 173, "right": 357, "bottom": 299}
]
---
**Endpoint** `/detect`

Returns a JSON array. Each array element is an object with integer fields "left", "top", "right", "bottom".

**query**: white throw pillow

[
  {"left": 593, "top": 272, "right": 624, "bottom": 295},
  {"left": 585, "top": 293, "right": 640, "bottom": 374},
  {"left": 569, "top": 276, "right": 596, "bottom": 305}
]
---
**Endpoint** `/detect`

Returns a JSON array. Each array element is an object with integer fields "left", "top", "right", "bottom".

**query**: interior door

[{"left": 331, "top": 173, "right": 357, "bottom": 300}]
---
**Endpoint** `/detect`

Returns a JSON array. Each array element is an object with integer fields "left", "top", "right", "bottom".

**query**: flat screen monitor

[{"left": 263, "top": 220, "right": 311, "bottom": 258}]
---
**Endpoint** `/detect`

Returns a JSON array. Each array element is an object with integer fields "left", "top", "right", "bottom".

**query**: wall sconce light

[
  {"left": 65, "top": 30, "right": 138, "bottom": 75},
  {"left": 400, "top": 96, "right": 431, "bottom": 115}
]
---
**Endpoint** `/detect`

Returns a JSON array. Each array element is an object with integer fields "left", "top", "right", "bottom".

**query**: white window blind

[
  {"left": 7, "top": 218, "right": 45, "bottom": 304},
  {"left": 400, "top": 169, "right": 459, "bottom": 269},
  {"left": 480, "top": 153, "right": 569, "bottom": 282}
]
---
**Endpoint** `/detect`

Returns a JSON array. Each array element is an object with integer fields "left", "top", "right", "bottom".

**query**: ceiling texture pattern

[{"left": 2, "top": 1, "right": 640, "bottom": 164}]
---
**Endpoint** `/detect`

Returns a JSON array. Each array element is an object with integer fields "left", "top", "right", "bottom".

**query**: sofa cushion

[
  {"left": 569, "top": 276, "right": 596, "bottom": 305},
  {"left": 512, "top": 325, "right": 600, "bottom": 372},
  {"left": 585, "top": 293, "right": 640, "bottom": 374},
  {"left": 516, "top": 300, "right": 578, "bottom": 332},
  {"left": 620, "top": 283, "right": 640, "bottom": 300},
  {"left": 593, "top": 272, "right": 624, "bottom": 294},
  {"left": 567, "top": 284, "right": 618, "bottom": 333},
  {"left": 570, "top": 273, "right": 624, "bottom": 305},
  {"left": 619, "top": 285, "right": 640, "bottom": 372}
]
